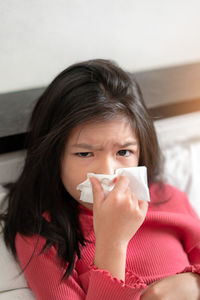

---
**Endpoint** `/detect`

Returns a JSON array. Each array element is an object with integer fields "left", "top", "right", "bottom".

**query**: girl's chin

[{"left": 79, "top": 201, "right": 93, "bottom": 211}]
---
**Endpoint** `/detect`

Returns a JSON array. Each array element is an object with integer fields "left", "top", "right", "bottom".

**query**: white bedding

[
  {"left": 155, "top": 111, "right": 200, "bottom": 217},
  {"left": 0, "top": 288, "right": 35, "bottom": 300},
  {"left": 0, "top": 186, "right": 35, "bottom": 298}
]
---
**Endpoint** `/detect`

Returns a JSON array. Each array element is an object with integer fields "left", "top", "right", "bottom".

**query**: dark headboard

[{"left": 1, "top": 62, "right": 200, "bottom": 154}]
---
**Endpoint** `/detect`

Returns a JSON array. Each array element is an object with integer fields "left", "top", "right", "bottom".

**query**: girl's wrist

[
  {"left": 95, "top": 238, "right": 128, "bottom": 253},
  {"left": 94, "top": 240, "right": 128, "bottom": 281}
]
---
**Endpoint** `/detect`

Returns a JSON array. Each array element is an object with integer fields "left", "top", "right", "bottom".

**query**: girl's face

[{"left": 61, "top": 117, "right": 140, "bottom": 210}]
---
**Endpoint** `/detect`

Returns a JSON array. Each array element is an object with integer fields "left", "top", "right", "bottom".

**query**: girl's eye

[
  {"left": 76, "top": 152, "right": 93, "bottom": 157},
  {"left": 117, "top": 150, "right": 133, "bottom": 157}
]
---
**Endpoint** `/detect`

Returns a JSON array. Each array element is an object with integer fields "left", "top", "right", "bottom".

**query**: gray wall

[{"left": 1, "top": 0, "right": 200, "bottom": 93}]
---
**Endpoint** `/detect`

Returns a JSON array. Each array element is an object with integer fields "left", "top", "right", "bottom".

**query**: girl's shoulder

[
  {"left": 15, "top": 232, "right": 59, "bottom": 273},
  {"left": 149, "top": 182, "right": 197, "bottom": 217},
  {"left": 15, "top": 213, "right": 56, "bottom": 263},
  {"left": 149, "top": 181, "right": 186, "bottom": 201},
  {"left": 15, "top": 233, "right": 47, "bottom": 256}
]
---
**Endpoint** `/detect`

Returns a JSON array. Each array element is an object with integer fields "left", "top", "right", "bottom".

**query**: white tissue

[{"left": 76, "top": 166, "right": 150, "bottom": 203}]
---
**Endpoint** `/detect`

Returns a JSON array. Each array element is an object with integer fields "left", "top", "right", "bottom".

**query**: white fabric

[
  {"left": 155, "top": 111, "right": 200, "bottom": 217},
  {"left": 189, "top": 142, "right": 200, "bottom": 215},
  {"left": 0, "top": 289, "right": 35, "bottom": 300},
  {"left": 160, "top": 141, "right": 200, "bottom": 217},
  {"left": 77, "top": 166, "right": 150, "bottom": 203},
  {"left": 0, "top": 192, "right": 35, "bottom": 299}
]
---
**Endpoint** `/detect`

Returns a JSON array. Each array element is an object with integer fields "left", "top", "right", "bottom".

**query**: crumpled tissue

[{"left": 76, "top": 166, "right": 150, "bottom": 203}]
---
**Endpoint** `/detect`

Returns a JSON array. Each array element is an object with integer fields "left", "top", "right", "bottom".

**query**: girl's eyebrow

[{"left": 71, "top": 141, "right": 138, "bottom": 150}]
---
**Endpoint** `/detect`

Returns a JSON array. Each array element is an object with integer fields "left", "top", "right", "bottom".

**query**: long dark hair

[{"left": 0, "top": 59, "right": 163, "bottom": 278}]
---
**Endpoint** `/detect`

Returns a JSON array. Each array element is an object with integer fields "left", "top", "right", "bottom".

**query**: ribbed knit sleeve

[
  {"left": 181, "top": 244, "right": 200, "bottom": 276},
  {"left": 15, "top": 233, "right": 147, "bottom": 300},
  {"left": 188, "top": 245, "right": 200, "bottom": 264},
  {"left": 86, "top": 267, "right": 146, "bottom": 300},
  {"left": 167, "top": 188, "right": 200, "bottom": 278}
]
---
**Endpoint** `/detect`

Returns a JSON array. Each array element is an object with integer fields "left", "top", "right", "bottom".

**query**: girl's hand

[
  {"left": 140, "top": 272, "right": 200, "bottom": 300},
  {"left": 90, "top": 175, "right": 148, "bottom": 248},
  {"left": 90, "top": 175, "right": 148, "bottom": 281}
]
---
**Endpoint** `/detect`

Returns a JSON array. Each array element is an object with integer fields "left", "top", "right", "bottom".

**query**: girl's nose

[{"left": 96, "top": 157, "right": 116, "bottom": 175}]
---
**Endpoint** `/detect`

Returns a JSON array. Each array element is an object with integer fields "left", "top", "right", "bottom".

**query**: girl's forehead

[{"left": 66, "top": 118, "right": 138, "bottom": 146}]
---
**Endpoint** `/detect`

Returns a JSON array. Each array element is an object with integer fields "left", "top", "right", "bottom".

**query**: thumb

[
  {"left": 89, "top": 177, "right": 104, "bottom": 208},
  {"left": 138, "top": 199, "right": 149, "bottom": 215}
]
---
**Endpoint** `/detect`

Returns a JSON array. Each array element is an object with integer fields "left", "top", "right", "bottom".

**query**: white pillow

[
  {"left": 155, "top": 111, "right": 200, "bottom": 218},
  {"left": 0, "top": 189, "right": 35, "bottom": 299},
  {"left": 0, "top": 289, "right": 35, "bottom": 300}
]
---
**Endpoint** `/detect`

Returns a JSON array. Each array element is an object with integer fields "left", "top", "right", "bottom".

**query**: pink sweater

[{"left": 16, "top": 183, "right": 200, "bottom": 299}]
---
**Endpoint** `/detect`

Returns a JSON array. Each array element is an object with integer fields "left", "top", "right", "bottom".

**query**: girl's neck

[{"left": 78, "top": 204, "right": 93, "bottom": 216}]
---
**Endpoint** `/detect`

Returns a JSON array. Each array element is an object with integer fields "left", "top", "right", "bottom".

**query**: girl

[{"left": 1, "top": 59, "right": 200, "bottom": 299}]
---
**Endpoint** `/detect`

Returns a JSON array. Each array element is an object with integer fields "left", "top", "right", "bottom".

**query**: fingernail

[{"left": 113, "top": 177, "right": 117, "bottom": 183}]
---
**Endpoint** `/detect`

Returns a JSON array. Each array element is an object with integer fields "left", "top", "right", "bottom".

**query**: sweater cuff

[
  {"left": 125, "top": 269, "right": 147, "bottom": 289},
  {"left": 86, "top": 264, "right": 147, "bottom": 299},
  {"left": 177, "top": 264, "right": 200, "bottom": 276},
  {"left": 90, "top": 265, "right": 146, "bottom": 288}
]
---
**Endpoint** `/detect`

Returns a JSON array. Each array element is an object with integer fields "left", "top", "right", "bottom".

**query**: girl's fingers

[
  {"left": 90, "top": 177, "right": 104, "bottom": 208},
  {"left": 112, "top": 175, "right": 130, "bottom": 195},
  {"left": 138, "top": 199, "right": 149, "bottom": 213},
  {"left": 90, "top": 175, "right": 148, "bottom": 214},
  {"left": 130, "top": 192, "right": 138, "bottom": 205},
  {"left": 131, "top": 192, "right": 148, "bottom": 215}
]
